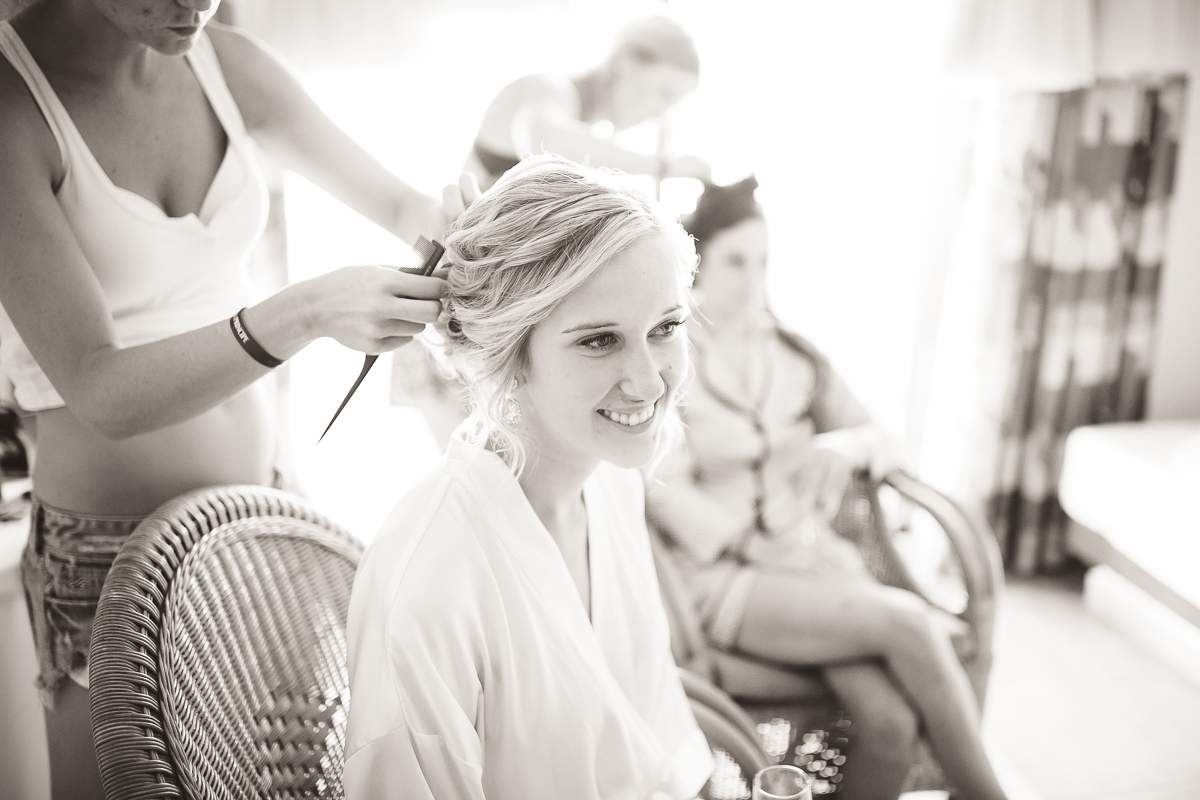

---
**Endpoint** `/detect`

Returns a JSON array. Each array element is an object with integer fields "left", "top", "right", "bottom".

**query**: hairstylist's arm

[
  {"left": 208, "top": 24, "right": 475, "bottom": 243},
  {"left": 0, "top": 74, "right": 444, "bottom": 440}
]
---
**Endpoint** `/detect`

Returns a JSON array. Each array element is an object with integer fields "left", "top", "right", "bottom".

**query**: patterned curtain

[{"left": 988, "top": 77, "right": 1187, "bottom": 575}]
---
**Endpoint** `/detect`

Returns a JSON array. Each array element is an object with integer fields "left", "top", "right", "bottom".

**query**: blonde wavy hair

[{"left": 432, "top": 155, "right": 697, "bottom": 475}]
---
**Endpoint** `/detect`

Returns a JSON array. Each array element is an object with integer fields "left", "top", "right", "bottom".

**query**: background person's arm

[
  {"left": 810, "top": 371, "right": 899, "bottom": 479},
  {"left": 645, "top": 446, "right": 749, "bottom": 565},
  {"left": 507, "top": 75, "right": 710, "bottom": 180},
  {"left": 791, "top": 368, "right": 900, "bottom": 520}
]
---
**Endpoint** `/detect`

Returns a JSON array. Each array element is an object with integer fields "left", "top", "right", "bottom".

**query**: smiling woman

[
  {"left": 344, "top": 155, "right": 713, "bottom": 799},
  {"left": 433, "top": 154, "right": 698, "bottom": 478}
]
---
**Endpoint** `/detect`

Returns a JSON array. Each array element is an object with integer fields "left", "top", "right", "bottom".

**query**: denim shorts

[
  {"left": 680, "top": 556, "right": 759, "bottom": 651},
  {"left": 20, "top": 473, "right": 288, "bottom": 708},
  {"left": 20, "top": 498, "right": 144, "bottom": 708}
]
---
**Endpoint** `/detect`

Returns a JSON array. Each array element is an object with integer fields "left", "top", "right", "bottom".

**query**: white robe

[{"left": 344, "top": 437, "right": 714, "bottom": 800}]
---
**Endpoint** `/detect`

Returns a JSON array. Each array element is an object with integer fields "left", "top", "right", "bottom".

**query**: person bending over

[
  {"left": 0, "top": 2, "right": 475, "bottom": 797},
  {"left": 464, "top": 14, "right": 710, "bottom": 190},
  {"left": 645, "top": 178, "right": 1008, "bottom": 800},
  {"left": 344, "top": 156, "right": 713, "bottom": 799}
]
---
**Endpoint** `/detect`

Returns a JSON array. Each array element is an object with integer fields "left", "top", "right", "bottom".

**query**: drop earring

[{"left": 502, "top": 378, "right": 522, "bottom": 426}]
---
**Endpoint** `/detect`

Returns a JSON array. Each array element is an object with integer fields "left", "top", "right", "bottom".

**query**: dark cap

[{"left": 682, "top": 176, "right": 762, "bottom": 250}]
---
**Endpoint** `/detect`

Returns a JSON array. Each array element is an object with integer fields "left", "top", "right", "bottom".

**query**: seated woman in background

[
  {"left": 344, "top": 156, "right": 713, "bottom": 799},
  {"left": 464, "top": 15, "right": 711, "bottom": 190},
  {"left": 646, "top": 179, "right": 1009, "bottom": 800}
]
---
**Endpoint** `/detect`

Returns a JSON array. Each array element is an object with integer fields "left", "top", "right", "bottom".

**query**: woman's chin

[{"left": 598, "top": 435, "right": 659, "bottom": 471}]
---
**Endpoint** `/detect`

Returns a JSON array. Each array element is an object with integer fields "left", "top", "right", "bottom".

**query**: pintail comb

[{"left": 318, "top": 236, "right": 445, "bottom": 442}]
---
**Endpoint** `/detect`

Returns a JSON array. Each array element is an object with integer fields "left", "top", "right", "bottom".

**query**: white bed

[{"left": 1059, "top": 420, "right": 1200, "bottom": 687}]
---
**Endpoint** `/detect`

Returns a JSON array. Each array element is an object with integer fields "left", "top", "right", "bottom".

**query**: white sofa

[{"left": 1059, "top": 420, "right": 1200, "bottom": 687}]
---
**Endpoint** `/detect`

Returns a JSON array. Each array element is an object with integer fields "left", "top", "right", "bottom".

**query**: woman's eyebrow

[
  {"left": 561, "top": 321, "right": 618, "bottom": 334},
  {"left": 561, "top": 304, "right": 686, "bottom": 333}
]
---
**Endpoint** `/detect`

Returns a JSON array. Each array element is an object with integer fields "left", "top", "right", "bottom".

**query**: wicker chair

[
  {"left": 653, "top": 471, "right": 1004, "bottom": 797},
  {"left": 89, "top": 485, "right": 362, "bottom": 800}
]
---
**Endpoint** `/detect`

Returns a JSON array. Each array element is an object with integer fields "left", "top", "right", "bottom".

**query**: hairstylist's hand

[
  {"left": 425, "top": 171, "right": 482, "bottom": 243},
  {"left": 302, "top": 265, "right": 446, "bottom": 354},
  {"left": 664, "top": 154, "right": 712, "bottom": 183}
]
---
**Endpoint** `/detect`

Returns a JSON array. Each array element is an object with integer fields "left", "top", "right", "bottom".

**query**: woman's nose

[
  {"left": 178, "top": 0, "right": 215, "bottom": 13},
  {"left": 619, "top": 344, "right": 667, "bottom": 401}
]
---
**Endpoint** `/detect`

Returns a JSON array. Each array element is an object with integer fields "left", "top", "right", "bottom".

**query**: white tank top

[{"left": 0, "top": 23, "right": 269, "bottom": 411}]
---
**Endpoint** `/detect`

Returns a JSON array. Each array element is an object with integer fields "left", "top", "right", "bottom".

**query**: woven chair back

[
  {"left": 832, "top": 473, "right": 925, "bottom": 597},
  {"left": 90, "top": 486, "right": 362, "bottom": 800}
]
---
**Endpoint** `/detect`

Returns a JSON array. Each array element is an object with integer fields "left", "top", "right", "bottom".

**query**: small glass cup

[{"left": 752, "top": 764, "right": 813, "bottom": 800}]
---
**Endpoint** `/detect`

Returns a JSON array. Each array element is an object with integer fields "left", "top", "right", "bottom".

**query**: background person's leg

[
  {"left": 824, "top": 661, "right": 918, "bottom": 800},
  {"left": 736, "top": 573, "right": 1007, "bottom": 800}
]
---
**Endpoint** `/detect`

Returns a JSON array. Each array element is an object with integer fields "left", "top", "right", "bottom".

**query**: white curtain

[{"left": 911, "top": 0, "right": 1199, "bottom": 571}]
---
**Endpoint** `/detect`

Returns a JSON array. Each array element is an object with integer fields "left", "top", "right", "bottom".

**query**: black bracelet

[{"left": 230, "top": 308, "right": 284, "bottom": 369}]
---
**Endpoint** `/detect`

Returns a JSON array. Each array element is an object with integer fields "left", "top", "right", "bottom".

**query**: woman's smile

[{"left": 597, "top": 402, "right": 658, "bottom": 430}]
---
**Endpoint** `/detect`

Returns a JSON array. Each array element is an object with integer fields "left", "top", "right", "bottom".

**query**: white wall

[{"left": 1148, "top": 46, "right": 1200, "bottom": 421}]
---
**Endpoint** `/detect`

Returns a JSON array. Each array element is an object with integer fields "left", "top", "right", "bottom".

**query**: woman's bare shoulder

[
  {"left": 203, "top": 23, "right": 297, "bottom": 132},
  {"left": 0, "top": 54, "right": 61, "bottom": 184},
  {"left": 204, "top": 21, "right": 269, "bottom": 68}
]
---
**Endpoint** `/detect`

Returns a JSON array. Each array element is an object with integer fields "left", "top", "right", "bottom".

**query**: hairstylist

[
  {"left": 0, "top": 0, "right": 475, "bottom": 797},
  {"left": 464, "top": 14, "right": 711, "bottom": 190}
]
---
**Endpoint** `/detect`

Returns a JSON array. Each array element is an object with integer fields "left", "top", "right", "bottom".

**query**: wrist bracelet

[{"left": 230, "top": 308, "right": 284, "bottom": 369}]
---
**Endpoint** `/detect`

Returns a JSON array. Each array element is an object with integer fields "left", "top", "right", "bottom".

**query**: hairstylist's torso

[
  {"left": 35, "top": 393, "right": 274, "bottom": 516},
  {"left": 1, "top": 9, "right": 273, "bottom": 516}
]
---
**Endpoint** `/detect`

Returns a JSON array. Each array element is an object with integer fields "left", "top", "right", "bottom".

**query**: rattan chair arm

[
  {"left": 883, "top": 470, "right": 1002, "bottom": 703},
  {"left": 883, "top": 471, "right": 1003, "bottom": 615},
  {"left": 689, "top": 700, "right": 771, "bottom": 785},
  {"left": 650, "top": 530, "right": 719, "bottom": 682},
  {"left": 91, "top": 544, "right": 187, "bottom": 799},
  {"left": 678, "top": 667, "right": 763, "bottom": 746}
]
